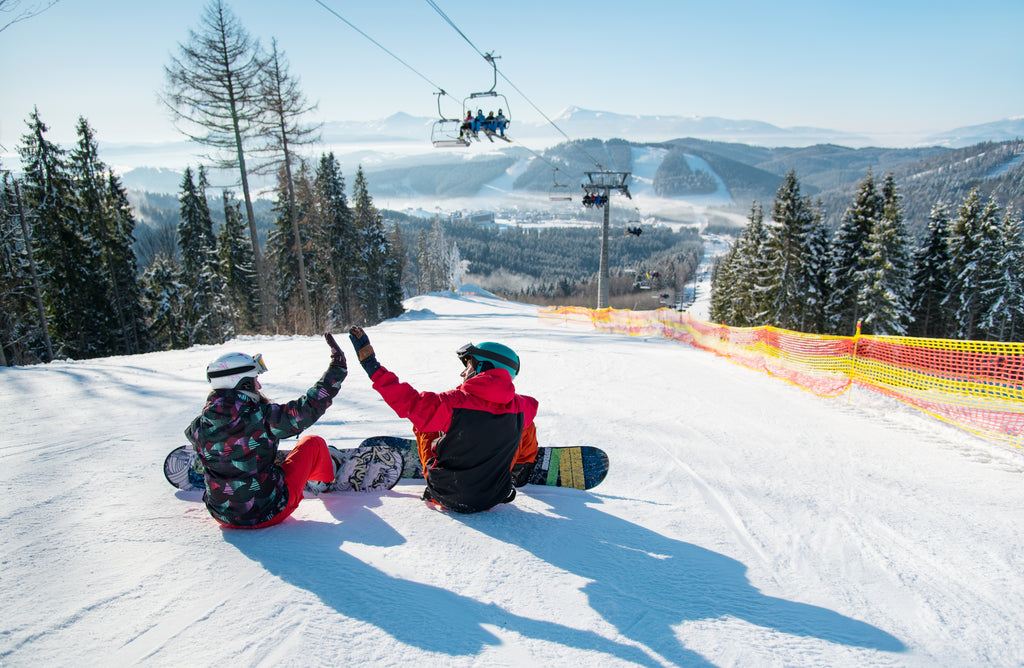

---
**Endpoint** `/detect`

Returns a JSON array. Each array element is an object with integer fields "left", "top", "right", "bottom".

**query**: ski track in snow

[{"left": 1, "top": 287, "right": 1023, "bottom": 666}]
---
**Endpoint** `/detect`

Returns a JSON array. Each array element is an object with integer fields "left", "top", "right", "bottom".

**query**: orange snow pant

[
  {"left": 225, "top": 434, "right": 335, "bottom": 530},
  {"left": 413, "top": 422, "right": 539, "bottom": 472}
]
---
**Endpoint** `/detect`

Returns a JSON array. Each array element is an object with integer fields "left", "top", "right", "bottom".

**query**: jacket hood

[
  {"left": 460, "top": 368, "right": 516, "bottom": 406},
  {"left": 193, "top": 389, "right": 260, "bottom": 441}
]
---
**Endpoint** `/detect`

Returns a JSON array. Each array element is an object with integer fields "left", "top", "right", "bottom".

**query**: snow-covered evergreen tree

[
  {"left": 0, "top": 171, "right": 40, "bottom": 365},
  {"left": 177, "top": 166, "right": 231, "bottom": 345},
  {"left": 709, "top": 202, "right": 769, "bottom": 326},
  {"left": 740, "top": 202, "right": 774, "bottom": 327},
  {"left": 908, "top": 202, "right": 953, "bottom": 338},
  {"left": 18, "top": 108, "right": 102, "bottom": 359},
  {"left": 314, "top": 153, "right": 356, "bottom": 329},
  {"left": 416, "top": 216, "right": 461, "bottom": 293},
  {"left": 102, "top": 169, "right": 150, "bottom": 354},
  {"left": 828, "top": 170, "right": 883, "bottom": 335},
  {"left": 70, "top": 117, "right": 149, "bottom": 356},
  {"left": 351, "top": 166, "right": 403, "bottom": 324},
  {"left": 708, "top": 242, "right": 739, "bottom": 324},
  {"left": 141, "top": 252, "right": 186, "bottom": 351},
  {"left": 979, "top": 208, "right": 1024, "bottom": 341},
  {"left": 945, "top": 188, "right": 1001, "bottom": 340},
  {"left": 217, "top": 190, "right": 258, "bottom": 332},
  {"left": 765, "top": 170, "right": 815, "bottom": 330},
  {"left": 857, "top": 173, "right": 912, "bottom": 335},
  {"left": 267, "top": 160, "right": 315, "bottom": 331},
  {"left": 803, "top": 200, "right": 832, "bottom": 334}
]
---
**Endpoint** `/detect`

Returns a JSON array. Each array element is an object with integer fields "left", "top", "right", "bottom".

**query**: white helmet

[{"left": 206, "top": 352, "right": 267, "bottom": 390}]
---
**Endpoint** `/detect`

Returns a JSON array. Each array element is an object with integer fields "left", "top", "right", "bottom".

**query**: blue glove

[{"left": 348, "top": 326, "right": 381, "bottom": 377}]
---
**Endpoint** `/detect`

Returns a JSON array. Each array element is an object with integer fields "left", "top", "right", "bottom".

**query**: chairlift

[
  {"left": 430, "top": 91, "right": 469, "bottom": 148},
  {"left": 463, "top": 53, "right": 511, "bottom": 142},
  {"left": 625, "top": 207, "right": 642, "bottom": 236},
  {"left": 549, "top": 169, "right": 572, "bottom": 201}
]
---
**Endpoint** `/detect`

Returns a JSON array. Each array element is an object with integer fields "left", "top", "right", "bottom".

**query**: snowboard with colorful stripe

[{"left": 357, "top": 436, "right": 609, "bottom": 490}]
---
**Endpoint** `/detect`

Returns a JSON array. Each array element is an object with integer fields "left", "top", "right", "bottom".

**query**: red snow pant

[{"left": 221, "top": 434, "right": 335, "bottom": 530}]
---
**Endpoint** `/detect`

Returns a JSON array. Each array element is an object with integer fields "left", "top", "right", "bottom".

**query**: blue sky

[{"left": 1, "top": 0, "right": 1022, "bottom": 149}]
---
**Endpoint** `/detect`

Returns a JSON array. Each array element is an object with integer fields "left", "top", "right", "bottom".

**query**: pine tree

[
  {"left": 803, "top": 200, "right": 831, "bottom": 334},
  {"left": 0, "top": 172, "right": 33, "bottom": 365},
  {"left": 266, "top": 160, "right": 315, "bottom": 331},
  {"left": 829, "top": 170, "right": 883, "bottom": 335},
  {"left": 740, "top": 202, "right": 774, "bottom": 326},
  {"left": 177, "top": 166, "right": 231, "bottom": 345},
  {"left": 908, "top": 202, "right": 953, "bottom": 338},
  {"left": 70, "top": 117, "right": 149, "bottom": 356},
  {"left": 19, "top": 108, "right": 104, "bottom": 358},
  {"left": 980, "top": 208, "right": 1024, "bottom": 341},
  {"left": 163, "top": 0, "right": 269, "bottom": 322},
  {"left": 254, "top": 38, "right": 321, "bottom": 328},
  {"left": 142, "top": 252, "right": 186, "bottom": 350},
  {"left": 858, "top": 173, "right": 912, "bottom": 335},
  {"left": 217, "top": 190, "right": 258, "bottom": 332},
  {"left": 709, "top": 244, "right": 739, "bottom": 324},
  {"left": 102, "top": 169, "right": 150, "bottom": 354},
  {"left": 945, "top": 188, "right": 1001, "bottom": 340},
  {"left": 765, "top": 170, "right": 814, "bottom": 330},
  {"left": 709, "top": 202, "right": 768, "bottom": 326},
  {"left": 314, "top": 153, "right": 356, "bottom": 328},
  {"left": 351, "top": 166, "right": 403, "bottom": 324}
]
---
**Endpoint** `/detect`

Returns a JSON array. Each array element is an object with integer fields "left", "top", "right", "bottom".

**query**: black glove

[
  {"left": 348, "top": 326, "right": 381, "bottom": 377},
  {"left": 325, "top": 332, "right": 346, "bottom": 368}
]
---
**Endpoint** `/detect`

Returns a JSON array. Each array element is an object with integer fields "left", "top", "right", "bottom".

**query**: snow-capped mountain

[{"left": 921, "top": 116, "right": 1024, "bottom": 148}]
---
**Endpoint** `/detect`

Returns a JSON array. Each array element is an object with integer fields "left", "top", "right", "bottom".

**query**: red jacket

[{"left": 370, "top": 366, "right": 538, "bottom": 512}]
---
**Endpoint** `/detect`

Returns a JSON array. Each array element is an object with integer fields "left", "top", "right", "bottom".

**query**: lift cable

[{"left": 312, "top": 0, "right": 452, "bottom": 99}]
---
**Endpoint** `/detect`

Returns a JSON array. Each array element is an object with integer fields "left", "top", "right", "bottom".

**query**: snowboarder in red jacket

[{"left": 348, "top": 326, "right": 539, "bottom": 513}]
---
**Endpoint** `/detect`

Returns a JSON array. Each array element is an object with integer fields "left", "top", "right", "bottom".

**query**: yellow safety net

[{"left": 540, "top": 306, "right": 1024, "bottom": 447}]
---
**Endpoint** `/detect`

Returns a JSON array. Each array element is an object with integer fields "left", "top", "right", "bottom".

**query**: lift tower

[{"left": 582, "top": 171, "right": 631, "bottom": 309}]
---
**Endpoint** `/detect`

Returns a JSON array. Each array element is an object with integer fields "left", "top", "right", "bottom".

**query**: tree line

[
  {"left": 710, "top": 169, "right": 1024, "bottom": 342},
  {"left": 0, "top": 112, "right": 403, "bottom": 365},
  {"left": 1, "top": 0, "right": 409, "bottom": 365}
]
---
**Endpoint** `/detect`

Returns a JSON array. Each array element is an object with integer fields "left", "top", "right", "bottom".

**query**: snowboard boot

[
  {"left": 511, "top": 461, "right": 535, "bottom": 487},
  {"left": 304, "top": 446, "right": 344, "bottom": 495}
]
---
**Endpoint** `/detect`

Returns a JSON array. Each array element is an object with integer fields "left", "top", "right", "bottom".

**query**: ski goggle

[
  {"left": 253, "top": 353, "right": 268, "bottom": 373},
  {"left": 456, "top": 343, "right": 477, "bottom": 364}
]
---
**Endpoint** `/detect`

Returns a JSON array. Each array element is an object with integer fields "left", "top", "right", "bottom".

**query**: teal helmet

[{"left": 456, "top": 342, "right": 520, "bottom": 379}]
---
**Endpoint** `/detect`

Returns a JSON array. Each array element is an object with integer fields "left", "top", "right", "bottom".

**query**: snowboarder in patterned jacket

[
  {"left": 348, "top": 326, "right": 539, "bottom": 513},
  {"left": 185, "top": 338, "right": 348, "bottom": 529}
]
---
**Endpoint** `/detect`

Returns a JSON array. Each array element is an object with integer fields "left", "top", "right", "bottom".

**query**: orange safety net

[{"left": 539, "top": 306, "right": 1024, "bottom": 447}]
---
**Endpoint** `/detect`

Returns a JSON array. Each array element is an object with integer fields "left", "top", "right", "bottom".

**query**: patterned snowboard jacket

[
  {"left": 370, "top": 366, "right": 538, "bottom": 513},
  {"left": 184, "top": 364, "right": 347, "bottom": 527}
]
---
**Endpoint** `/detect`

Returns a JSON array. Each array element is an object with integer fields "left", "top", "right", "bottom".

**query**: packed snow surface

[{"left": 2, "top": 287, "right": 1022, "bottom": 666}]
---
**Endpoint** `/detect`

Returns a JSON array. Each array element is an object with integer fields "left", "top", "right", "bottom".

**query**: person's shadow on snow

[
  {"left": 221, "top": 492, "right": 660, "bottom": 666},
  {"left": 464, "top": 491, "right": 906, "bottom": 665}
]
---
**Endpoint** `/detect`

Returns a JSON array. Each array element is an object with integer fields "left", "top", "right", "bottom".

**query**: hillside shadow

[
  {"left": 463, "top": 491, "right": 906, "bottom": 664},
  {"left": 222, "top": 493, "right": 659, "bottom": 665}
]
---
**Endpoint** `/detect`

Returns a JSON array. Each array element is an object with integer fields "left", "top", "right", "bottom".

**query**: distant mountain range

[
  {"left": 111, "top": 108, "right": 1023, "bottom": 237},
  {"left": 317, "top": 107, "right": 1024, "bottom": 151}
]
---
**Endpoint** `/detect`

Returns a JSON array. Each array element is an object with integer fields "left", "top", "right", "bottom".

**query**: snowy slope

[{"left": 2, "top": 288, "right": 1023, "bottom": 667}]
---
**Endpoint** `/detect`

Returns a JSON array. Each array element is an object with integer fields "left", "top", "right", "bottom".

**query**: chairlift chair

[
  {"left": 463, "top": 53, "right": 511, "bottom": 140},
  {"left": 431, "top": 91, "right": 469, "bottom": 148},
  {"left": 549, "top": 169, "right": 572, "bottom": 201}
]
